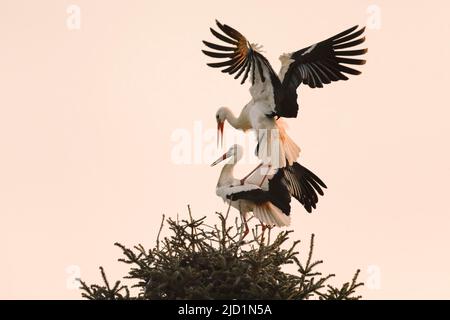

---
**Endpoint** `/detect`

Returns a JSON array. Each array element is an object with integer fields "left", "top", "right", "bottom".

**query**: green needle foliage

[{"left": 80, "top": 207, "right": 363, "bottom": 300}]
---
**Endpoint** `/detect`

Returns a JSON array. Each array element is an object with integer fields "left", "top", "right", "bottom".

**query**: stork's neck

[
  {"left": 223, "top": 108, "right": 243, "bottom": 130},
  {"left": 217, "top": 163, "right": 236, "bottom": 187}
]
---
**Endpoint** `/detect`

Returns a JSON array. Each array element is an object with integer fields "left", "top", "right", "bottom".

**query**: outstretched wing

[
  {"left": 243, "top": 161, "right": 326, "bottom": 214},
  {"left": 202, "top": 20, "right": 277, "bottom": 86},
  {"left": 246, "top": 162, "right": 327, "bottom": 213},
  {"left": 277, "top": 26, "right": 367, "bottom": 118},
  {"left": 281, "top": 163, "right": 327, "bottom": 213}
]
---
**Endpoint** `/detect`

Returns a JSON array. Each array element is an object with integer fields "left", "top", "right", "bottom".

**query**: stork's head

[
  {"left": 215, "top": 107, "right": 227, "bottom": 148},
  {"left": 210, "top": 144, "right": 243, "bottom": 166}
]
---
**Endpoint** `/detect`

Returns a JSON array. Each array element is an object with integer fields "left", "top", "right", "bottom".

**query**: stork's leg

[
  {"left": 240, "top": 162, "right": 264, "bottom": 185},
  {"left": 260, "top": 223, "right": 267, "bottom": 242},
  {"left": 258, "top": 164, "right": 272, "bottom": 187},
  {"left": 259, "top": 223, "right": 273, "bottom": 243},
  {"left": 261, "top": 224, "right": 273, "bottom": 243},
  {"left": 243, "top": 217, "right": 250, "bottom": 239},
  {"left": 239, "top": 212, "right": 250, "bottom": 240}
]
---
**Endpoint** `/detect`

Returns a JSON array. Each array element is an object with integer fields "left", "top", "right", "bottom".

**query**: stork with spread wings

[{"left": 203, "top": 20, "right": 367, "bottom": 172}]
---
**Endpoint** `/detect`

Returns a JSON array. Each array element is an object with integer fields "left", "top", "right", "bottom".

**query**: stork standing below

[
  {"left": 203, "top": 20, "right": 367, "bottom": 173},
  {"left": 211, "top": 145, "right": 327, "bottom": 236}
]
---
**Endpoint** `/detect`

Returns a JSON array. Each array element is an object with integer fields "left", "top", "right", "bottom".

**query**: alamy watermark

[
  {"left": 66, "top": 4, "right": 81, "bottom": 30},
  {"left": 170, "top": 121, "right": 282, "bottom": 168},
  {"left": 366, "top": 264, "right": 382, "bottom": 290},
  {"left": 65, "top": 264, "right": 81, "bottom": 290},
  {"left": 367, "top": 4, "right": 382, "bottom": 30}
]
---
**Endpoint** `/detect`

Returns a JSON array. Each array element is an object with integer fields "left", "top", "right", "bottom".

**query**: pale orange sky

[{"left": 1, "top": 0, "right": 449, "bottom": 299}]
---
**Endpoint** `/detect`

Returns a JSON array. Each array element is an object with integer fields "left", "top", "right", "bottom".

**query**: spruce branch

[{"left": 80, "top": 209, "right": 363, "bottom": 300}]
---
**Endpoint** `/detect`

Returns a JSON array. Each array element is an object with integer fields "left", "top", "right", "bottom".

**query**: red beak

[
  {"left": 210, "top": 151, "right": 228, "bottom": 167},
  {"left": 217, "top": 121, "right": 224, "bottom": 148}
]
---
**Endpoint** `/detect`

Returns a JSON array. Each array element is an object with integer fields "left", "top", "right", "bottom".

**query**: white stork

[
  {"left": 211, "top": 144, "right": 327, "bottom": 236},
  {"left": 203, "top": 20, "right": 367, "bottom": 171}
]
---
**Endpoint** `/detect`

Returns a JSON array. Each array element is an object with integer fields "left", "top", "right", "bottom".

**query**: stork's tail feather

[
  {"left": 253, "top": 203, "right": 291, "bottom": 227},
  {"left": 281, "top": 129, "right": 301, "bottom": 166},
  {"left": 255, "top": 120, "right": 300, "bottom": 168}
]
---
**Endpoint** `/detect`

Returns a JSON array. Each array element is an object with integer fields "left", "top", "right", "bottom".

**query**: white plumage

[
  {"left": 204, "top": 20, "right": 366, "bottom": 172},
  {"left": 211, "top": 145, "right": 291, "bottom": 233},
  {"left": 211, "top": 144, "right": 328, "bottom": 235}
]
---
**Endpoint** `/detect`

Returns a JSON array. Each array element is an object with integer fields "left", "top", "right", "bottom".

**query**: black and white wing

[
  {"left": 277, "top": 26, "right": 367, "bottom": 118},
  {"left": 202, "top": 20, "right": 279, "bottom": 86},
  {"left": 244, "top": 162, "right": 327, "bottom": 213},
  {"left": 280, "top": 163, "right": 327, "bottom": 213}
]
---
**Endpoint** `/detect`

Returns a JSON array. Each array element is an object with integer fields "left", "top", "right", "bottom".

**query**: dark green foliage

[{"left": 80, "top": 207, "right": 363, "bottom": 300}]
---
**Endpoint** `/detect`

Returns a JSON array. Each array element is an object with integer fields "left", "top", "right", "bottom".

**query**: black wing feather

[
  {"left": 210, "top": 27, "right": 238, "bottom": 45},
  {"left": 275, "top": 162, "right": 327, "bottom": 213},
  {"left": 201, "top": 50, "right": 236, "bottom": 59},
  {"left": 202, "top": 20, "right": 277, "bottom": 86},
  {"left": 278, "top": 25, "right": 367, "bottom": 118},
  {"left": 202, "top": 40, "right": 235, "bottom": 52}
]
